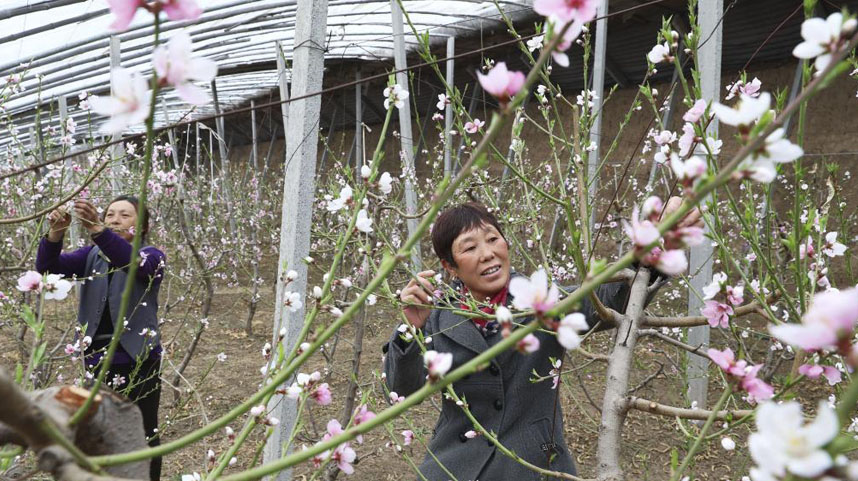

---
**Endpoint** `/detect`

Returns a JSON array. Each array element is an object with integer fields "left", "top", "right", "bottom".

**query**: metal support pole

[
  {"left": 251, "top": 99, "right": 259, "bottom": 171},
  {"left": 246, "top": 98, "right": 261, "bottom": 335},
  {"left": 318, "top": 103, "right": 339, "bottom": 173},
  {"left": 391, "top": 0, "right": 422, "bottom": 269},
  {"left": 587, "top": 0, "right": 608, "bottom": 233},
  {"left": 454, "top": 83, "right": 481, "bottom": 171},
  {"left": 497, "top": 96, "right": 529, "bottom": 205},
  {"left": 686, "top": 0, "right": 723, "bottom": 410},
  {"left": 647, "top": 64, "right": 682, "bottom": 190},
  {"left": 444, "top": 36, "right": 454, "bottom": 177},
  {"left": 109, "top": 35, "right": 122, "bottom": 194},
  {"left": 354, "top": 67, "right": 363, "bottom": 176},
  {"left": 276, "top": 40, "right": 291, "bottom": 142},
  {"left": 264, "top": 0, "right": 329, "bottom": 477},
  {"left": 209, "top": 130, "right": 215, "bottom": 205},
  {"left": 211, "top": 79, "right": 239, "bottom": 238},
  {"left": 783, "top": 61, "right": 805, "bottom": 135},
  {"left": 58, "top": 95, "right": 80, "bottom": 247},
  {"left": 413, "top": 88, "right": 436, "bottom": 166},
  {"left": 195, "top": 122, "right": 201, "bottom": 179}
]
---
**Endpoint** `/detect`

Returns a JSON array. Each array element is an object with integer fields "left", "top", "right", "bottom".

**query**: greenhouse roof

[
  {"left": 0, "top": 0, "right": 540, "bottom": 150},
  {"left": 3, "top": 0, "right": 858, "bottom": 153}
]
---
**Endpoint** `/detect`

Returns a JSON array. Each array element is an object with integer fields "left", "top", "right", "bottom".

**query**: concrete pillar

[
  {"left": 391, "top": 0, "right": 422, "bottom": 269},
  {"left": 354, "top": 67, "right": 363, "bottom": 176},
  {"left": 686, "top": 0, "right": 723, "bottom": 410},
  {"left": 588, "top": 0, "right": 608, "bottom": 232},
  {"left": 109, "top": 35, "right": 122, "bottom": 194},
  {"left": 444, "top": 36, "right": 454, "bottom": 177},
  {"left": 58, "top": 95, "right": 80, "bottom": 247},
  {"left": 211, "top": 79, "right": 239, "bottom": 238},
  {"left": 264, "top": 0, "right": 329, "bottom": 477},
  {"left": 276, "top": 41, "right": 291, "bottom": 144}
]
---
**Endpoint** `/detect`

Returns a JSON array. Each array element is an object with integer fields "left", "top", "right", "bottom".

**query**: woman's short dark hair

[
  {"left": 103, "top": 195, "right": 151, "bottom": 240},
  {"left": 432, "top": 202, "right": 505, "bottom": 268}
]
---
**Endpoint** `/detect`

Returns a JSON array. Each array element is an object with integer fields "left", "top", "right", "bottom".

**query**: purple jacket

[
  {"left": 37, "top": 229, "right": 166, "bottom": 363},
  {"left": 36, "top": 229, "right": 165, "bottom": 282}
]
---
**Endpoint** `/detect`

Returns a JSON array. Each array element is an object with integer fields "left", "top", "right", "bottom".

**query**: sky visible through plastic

[{"left": 0, "top": 0, "right": 532, "bottom": 148}]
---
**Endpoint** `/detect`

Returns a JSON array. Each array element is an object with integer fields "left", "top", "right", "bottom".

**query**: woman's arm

[
  {"left": 93, "top": 229, "right": 166, "bottom": 281},
  {"left": 36, "top": 208, "right": 91, "bottom": 278},
  {"left": 35, "top": 237, "right": 91, "bottom": 278},
  {"left": 577, "top": 267, "right": 663, "bottom": 332},
  {"left": 383, "top": 313, "right": 434, "bottom": 398}
]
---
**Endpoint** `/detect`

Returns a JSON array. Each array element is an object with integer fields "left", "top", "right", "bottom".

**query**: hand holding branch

[
  {"left": 46, "top": 207, "right": 71, "bottom": 243},
  {"left": 400, "top": 270, "right": 436, "bottom": 330},
  {"left": 73, "top": 199, "right": 104, "bottom": 236}
]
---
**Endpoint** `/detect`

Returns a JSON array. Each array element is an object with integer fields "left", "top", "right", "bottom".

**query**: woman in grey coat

[{"left": 383, "top": 201, "right": 698, "bottom": 480}]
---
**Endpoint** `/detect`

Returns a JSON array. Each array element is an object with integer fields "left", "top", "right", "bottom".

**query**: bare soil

[{"left": 2, "top": 259, "right": 827, "bottom": 481}]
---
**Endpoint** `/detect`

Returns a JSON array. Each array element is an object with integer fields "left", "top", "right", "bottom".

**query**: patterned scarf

[{"left": 459, "top": 285, "right": 509, "bottom": 337}]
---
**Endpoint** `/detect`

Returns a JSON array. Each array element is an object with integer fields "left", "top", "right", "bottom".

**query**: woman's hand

[
  {"left": 46, "top": 208, "right": 71, "bottom": 242},
  {"left": 73, "top": 199, "right": 104, "bottom": 235},
  {"left": 661, "top": 196, "right": 704, "bottom": 229},
  {"left": 400, "top": 270, "right": 435, "bottom": 330}
]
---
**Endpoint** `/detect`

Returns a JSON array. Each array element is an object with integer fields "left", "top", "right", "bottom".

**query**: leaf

[{"left": 20, "top": 305, "right": 36, "bottom": 330}]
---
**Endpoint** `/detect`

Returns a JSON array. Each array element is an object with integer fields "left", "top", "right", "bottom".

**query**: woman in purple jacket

[{"left": 36, "top": 195, "right": 165, "bottom": 481}]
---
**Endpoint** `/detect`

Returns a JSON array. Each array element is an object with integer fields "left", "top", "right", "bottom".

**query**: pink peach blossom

[
  {"left": 16, "top": 271, "right": 42, "bottom": 292},
  {"left": 622, "top": 208, "right": 660, "bottom": 251},
  {"left": 311, "top": 383, "right": 332, "bottom": 406},
  {"left": 464, "top": 119, "right": 485, "bottom": 134},
  {"left": 477, "top": 62, "right": 525, "bottom": 104},
  {"left": 107, "top": 0, "right": 144, "bottom": 31},
  {"left": 770, "top": 287, "right": 858, "bottom": 352},
  {"left": 726, "top": 284, "right": 744, "bottom": 306},
  {"left": 353, "top": 404, "right": 376, "bottom": 444},
  {"left": 654, "top": 249, "right": 688, "bottom": 276},
  {"left": 741, "top": 365, "right": 775, "bottom": 403},
  {"left": 516, "top": 333, "right": 540, "bottom": 354},
  {"left": 402, "top": 430, "right": 414, "bottom": 446},
  {"left": 702, "top": 300, "right": 733, "bottom": 328},
  {"left": 509, "top": 268, "right": 560, "bottom": 314},
  {"left": 153, "top": 32, "right": 217, "bottom": 105},
  {"left": 707, "top": 348, "right": 774, "bottom": 403},
  {"left": 161, "top": 0, "right": 203, "bottom": 22},
  {"left": 533, "top": 0, "right": 598, "bottom": 25},
  {"left": 683, "top": 99, "right": 708, "bottom": 122},
  {"left": 331, "top": 443, "right": 356, "bottom": 474}
]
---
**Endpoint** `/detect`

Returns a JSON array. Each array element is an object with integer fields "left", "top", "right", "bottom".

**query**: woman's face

[
  {"left": 444, "top": 223, "right": 510, "bottom": 302},
  {"left": 104, "top": 200, "right": 138, "bottom": 242}
]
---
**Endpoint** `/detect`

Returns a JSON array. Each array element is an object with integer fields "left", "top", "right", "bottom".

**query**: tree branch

[
  {"left": 637, "top": 329, "right": 709, "bottom": 358},
  {"left": 627, "top": 396, "right": 752, "bottom": 421},
  {"left": 642, "top": 299, "right": 766, "bottom": 327},
  {"left": 595, "top": 269, "right": 650, "bottom": 481}
]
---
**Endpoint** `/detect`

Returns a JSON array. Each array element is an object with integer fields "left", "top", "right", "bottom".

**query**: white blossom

[
  {"left": 748, "top": 401, "right": 838, "bottom": 479},
  {"left": 383, "top": 84, "right": 409, "bottom": 110}
]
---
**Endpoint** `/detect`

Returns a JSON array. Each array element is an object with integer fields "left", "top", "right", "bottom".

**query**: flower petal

[{"left": 802, "top": 402, "right": 839, "bottom": 448}]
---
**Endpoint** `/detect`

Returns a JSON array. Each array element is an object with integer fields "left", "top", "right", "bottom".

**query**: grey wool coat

[{"left": 383, "top": 275, "right": 633, "bottom": 481}]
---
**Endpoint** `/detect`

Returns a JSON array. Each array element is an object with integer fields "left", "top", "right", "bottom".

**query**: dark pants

[{"left": 106, "top": 359, "right": 162, "bottom": 481}]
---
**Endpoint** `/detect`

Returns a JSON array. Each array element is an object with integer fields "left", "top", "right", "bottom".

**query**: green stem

[
  {"left": 91, "top": 17, "right": 572, "bottom": 467},
  {"left": 89, "top": 21, "right": 858, "bottom": 476},
  {"left": 670, "top": 387, "right": 731, "bottom": 481},
  {"left": 837, "top": 369, "right": 858, "bottom": 427},
  {"left": 70, "top": 15, "right": 162, "bottom": 426},
  {"left": 24, "top": 292, "right": 46, "bottom": 387}
]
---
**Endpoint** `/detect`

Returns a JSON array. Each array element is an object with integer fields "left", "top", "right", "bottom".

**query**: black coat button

[
  {"left": 459, "top": 432, "right": 468, "bottom": 443},
  {"left": 489, "top": 364, "right": 500, "bottom": 376},
  {"left": 493, "top": 399, "right": 503, "bottom": 410}
]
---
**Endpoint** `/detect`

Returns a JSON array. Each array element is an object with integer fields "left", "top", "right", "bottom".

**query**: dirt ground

[{"left": 2, "top": 253, "right": 832, "bottom": 481}]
